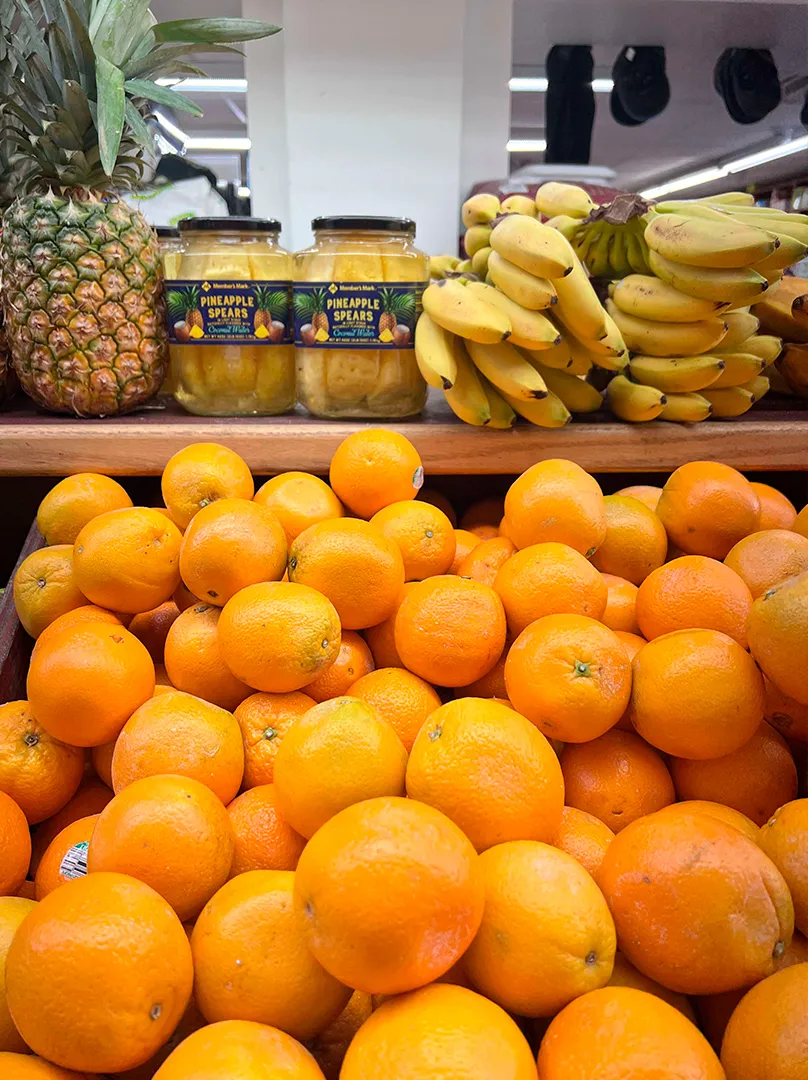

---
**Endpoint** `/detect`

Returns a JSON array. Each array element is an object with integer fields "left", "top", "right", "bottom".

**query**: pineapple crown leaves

[
  {"left": 255, "top": 286, "right": 290, "bottom": 320},
  {"left": 379, "top": 286, "right": 416, "bottom": 321},
  {"left": 167, "top": 284, "right": 201, "bottom": 317},
  {"left": 0, "top": 0, "right": 280, "bottom": 191},
  {"left": 293, "top": 287, "right": 327, "bottom": 321}
]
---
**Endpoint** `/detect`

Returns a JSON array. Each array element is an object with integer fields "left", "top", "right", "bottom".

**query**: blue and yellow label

[
  {"left": 165, "top": 280, "right": 292, "bottom": 345},
  {"left": 293, "top": 282, "right": 425, "bottom": 349}
]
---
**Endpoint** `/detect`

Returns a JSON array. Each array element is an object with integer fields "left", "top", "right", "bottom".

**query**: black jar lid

[
  {"left": 156, "top": 226, "right": 180, "bottom": 238},
  {"left": 312, "top": 215, "right": 416, "bottom": 234},
  {"left": 178, "top": 217, "right": 281, "bottom": 233}
]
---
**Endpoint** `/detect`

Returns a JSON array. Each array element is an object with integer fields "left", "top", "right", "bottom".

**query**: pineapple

[
  {"left": 294, "top": 287, "right": 329, "bottom": 344},
  {"left": 253, "top": 285, "right": 289, "bottom": 341},
  {"left": 167, "top": 286, "right": 204, "bottom": 340},
  {"left": 0, "top": 1, "right": 279, "bottom": 416}
]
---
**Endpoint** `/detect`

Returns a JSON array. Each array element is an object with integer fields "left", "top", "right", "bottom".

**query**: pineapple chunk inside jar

[
  {"left": 168, "top": 218, "right": 294, "bottom": 416},
  {"left": 294, "top": 216, "right": 428, "bottom": 419}
]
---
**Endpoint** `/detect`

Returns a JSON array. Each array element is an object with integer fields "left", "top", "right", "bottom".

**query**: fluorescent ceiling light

[
  {"left": 641, "top": 136, "right": 808, "bottom": 198},
  {"left": 641, "top": 166, "right": 730, "bottom": 200},
  {"left": 153, "top": 111, "right": 188, "bottom": 145},
  {"left": 509, "top": 77, "right": 613, "bottom": 93},
  {"left": 155, "top": 78, "right": 248, "bottom": 92},
  {"left": 725, "top": 135, "right": 808, "bottom": 174},
  {"left": 507, "top": 138, "right": 547, "bottom": 153},
  {"left": 153, "top": 113, "right": 251, "bottom": 153},
  {"left": 592, "top": 78, "right": 615, "bottom": 93}
]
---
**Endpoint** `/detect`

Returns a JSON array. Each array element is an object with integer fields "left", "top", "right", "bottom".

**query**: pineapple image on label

[
  {"left": 294, "top": 287, "right": 329, "bottom": 347},
  {"left": 379, "top": 287, "right": 417, "bottom": 347},
  {"left": 253, "top": 285, "right": 290, "bottom": 342},
  {"left": 167, "top": 286, "right": 205, "bottom": 342}
]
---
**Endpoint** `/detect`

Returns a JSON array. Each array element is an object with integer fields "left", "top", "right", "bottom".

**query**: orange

[
  {"left": 615, "top": 629, "right": 647, "bottom": 655},
  {"left": 405, "top": 698, "right": 563, "bottom": 852},
  {"left": 464, "top": 841, "right": 616, "bottom": 1017},
  {"left": 73, "top": 508, "right": 182, "bottom": 614},
  {"left": 192, "top": 869, "right": 351, "bottom": 1038},
  {"left": 457, "top": 536, "right": 516, "bottom": 587},
  {"left": 29, "top": 778, "right": 112, "bottom": 873},
  {"left": 127, "top": 600, "right": 180, "bottom": 663},
  {"left": 750, "top": 481, "right": 797, "bottom": 530},
  {"left": 173, "top": 580, "right": 199, "bottom": 611},
  {"left": 655, "top": 801, "right": 761, "bottom": 845},
  {"left": 369, "top": 500, "right": 455, "bottom": 581},
  {"left": 614, "top": 483, "right": 663, "bottom": 511},
  {"left": 631, "top": 629, "right": 765, "bottom": 759},
  {"left": 504, "top": 459, "right": 606, "bottom": 555},
  {"left": 161, "top": 443, "right": 254, "bottom": 530},
  {"left": 152, "top": 1018, "right": 332, "bottom": 1080},
  {"left": 599, "top": 574, "right": 640, "bottom": 634},
  {"left": 350, "top": 668, "right": 441, "bottom": 752},
  {"left": 234, "top": 691, "right": 316, "bottom": 788},
  {"left": 590, "top": 494, "right": 668, "bottom": 584},
  {"left": 449, "top": 529, "right": 482, "bottom": 573},
  {"left": 794, "top": 503, "right": 808, "bottom": 539},
  {"left": 537, "top": 986, "right": 723, "bottom": 1080},
  {"left": 164, "top": 603, "right": 250, "bottom": 710},
  {"left": 553, "top": 805, "right": 614, "bottom": 879},
  {"left": 6, "top": 872, "right": 193, "bottom": 1073},
  {"left": 721, "top": 964, "right": 808, "bottom": 1080},
  {"left": 598, "top": 811, "right": 793, "bottom": 994},
  {"left": 747, "top": 569, "right": 808, "bottom": 705},
  {"left": 111, "top": 689, "right": 244, "bottom": 803},
  {"left": 418, "top": 487, "right": 457, "bottom": 526},
  {"left": 460, "top": 497, "right": 505, "bottom": 530},
  {"left": 13, "top": 547, "right": 87, "bottom": 639},
  {"left": 636, "top": 555, "right": 752, "bottom": 646},
  {"left": 560, "top": 729, "right": 675, "bottom": 833},
  {"left": 254, "top": 471, "right": 344, "bottom": 544},
  {"left": 116, "top": 999, "right": 206, "bottom": 1080},
  {"left": 0, "top": 1053, "right": 99, "bottom": 1078},
  {"left": 0, "top": 896, "right": 36, "bottom": 1053},
  {"left": 152, "top": 663, "right": 174, "bottom": 695},
  {"left": 363, "top": 583, "right": 415, "bottom": 669},
  {"left": 32, "top": 604, "right": 122, "bottom": 656},
  {"left": 764, "top": 676, "right": 808, "bottom": 743},
  {"left": 505, "top": 615, "right": 631, "bottom": 743},
  {"left": 90, "top": 738, "right": 113, "bottom": 788},
  {"left": 0, "top": 701, "right": 83, "bottom": 824},
  {"left": 274, "top": 697, "right": 407, "bottom": 839},
  {"left": 289, "top": 519, "right": 404, "bottom": 630},
  {"left": 468, "top": 524, "right": 499, "bottom": 540},
  {"left": 219, "top": 582, "right": 341, "bottom": 693},
  {"left": 37, "top": 473, "right": 132, "bottom": 546},
  {"left": 759, "top": 799, "right": 808, "bottom": 935},
  {"left": 341, "top": 983, "right": 537, "bottom": 1080},
  {"left": 34, "top": 815, "right": 97, "bottom": 900},
  {"left": 607, "top": 953, "right": 697, "bottom": 1022},
  {"left": 308, "top": 991, "right": 373, "bottom": 1080},
  {"left": 493, "top": 542, "right": 607, "bottom": 637},
  {"left": 304, "top": 631, "right": 374, "bottom": 703},
  {"left": 27, "top": 622, "right": 154, "bottom": 747},
  {"left": 88, "top": 775, "right": 234, "bottom": 922},
  {"left": 457, "top": 648, "right": 509, "bottom": 699},
  {"left": 179, "top": 498, "right": 287, "bottom": 606},
  {"left": 227, "top": 785, "right": 306, "bottom": 875},
  {"left": 670, "top": 723, "right": 797, "bottom": 827},
  {"left": 656, "top": 460, "right": 761, "bottom": 559},
  {"left": 395, "top": 577, "right": 506, "bottom": 687},
  {"left": 725, "top": 528, "right": 808, "bottom": 599},
  {"left": 294, "top": 796, "right": 484, "bottom": 995},
  {"left": 329, "top": 429, "right": 423, "bottom": 520}
]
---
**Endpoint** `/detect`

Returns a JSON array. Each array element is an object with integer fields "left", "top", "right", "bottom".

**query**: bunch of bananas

[{"left": 754, "top": 275, "right": 808, "bottom": 398}]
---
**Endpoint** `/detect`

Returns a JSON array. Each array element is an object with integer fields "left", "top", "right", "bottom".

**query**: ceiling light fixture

[
  {"left": 155, "top": 77, "right": 248, "bottom": 92},
  {"left": 641, "top": 136, "right": 808, "bottom": 199},
  {"left": 153, "top": 113, "right": 251, "bottom": 153},
  {"left": 506, "top": 138, "right": 547, "bottom": 153},
  {"left": 509, "top": 77, "right": 614, "bottom": 93},
  {"left": 237, "top": 186, "right": 252, "bottom": 198}
]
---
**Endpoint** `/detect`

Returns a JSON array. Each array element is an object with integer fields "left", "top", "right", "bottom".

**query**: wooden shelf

[{"left": 0, "top": 391, "right": 806, "bottom": 476}]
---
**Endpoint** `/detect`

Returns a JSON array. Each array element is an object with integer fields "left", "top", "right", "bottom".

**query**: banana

[
  {"left": 535, "top": 182, "right": 596, "bottom": 220},
  {"left": 429, "top": 254, "right": 460, "bottom": 280},
  {"left": 606, "top": 299, "right": 728, "bottom": 358},
  {"left": 740, "top": 374, "right": 770, "bottom": 400},
  {"left": 523, "top": 332, "right": 573, "bottom": 371},
  {"left": 753, "top": 283, "right": 808, "bottom": 343},
  {"left": 652, "top": 201, "right": 734, "bottom": 222},
  {"left": 584, "top": 312, "right": 630, "bottom": 369},
  {"left": 718, "top": 310, "right": 760, "bottom": 350},
  {"left": 647, "top": 249, "right": 769, "bottom": 304},
  {"left": 461, "top": 193, "right": 501, "bottom": 229},
  {"left": 414, "top": 311, "right": 458, "bottom": 389},
  {"left": 608, "top": 375, "right": 666, "bottom": 422},
  {"left": 644, "top": 213, "right": 775, "bottom": 269},
  {"left": 422, "top": 278, "right": 511, "bottom": 344},
  {"left": 465, "top": 339, "right": 548, "bottom": 401},
  {"left": 709, "top": 352, "right": 767, "bottom": 388},
  {"left": 481, "top": 378, "right": 517, "bottom": 429},
  {"left": 625, "top": 222, "right": 652, "bottom": 275},
  {"left": 488, "top": 251, "right": 557, "bottom": 310},
  {"left": 552, "top": 250, "right": 609, "bottom": 342},
  {"left": 702, "top": 386, "right": 756, "bottom": 417},
  {"left": 530, "top": 361, "right": 603, "bottom": 413},
  {"left": 464, "top": 225, "right": 492, "bottom": 257},
  {"left": 629, "top": 354, "right": 725, "bottom": 393},
  {"left": 545, "top": 214, "right": 581, "bottom": 242},
  {"left": 611, "top": 274, "right": 730, "bottom": 323},
  {"left": 766, "top": 365, "right": 793, "bottom": 395},
  {"left": 443, "top": 340, "right": 491, "bottom": 425},
  {"left": 500, "top": 195, "right": 537, "bottom": 217},
  {"left": 564, "top": 334, "right": 596, "bottom": 375},
  {"left": 752, "top": 232, "right": 807, "bottom": 273},
  {"left": 718, "top": 211, "right": 808, "bottom": 247},
  {"left": 736, "top": 334, "right": 782, "bottom": 365},
  {"left": 465, "top": 281, "right": 561, "bottom": 351},
  {"left": 777, "top": 342, "right": 808, "bottom": 396},
  {"left": 490, "top": 214, "right": 575, "bottom": 280},
  {"left": 699, "top": 191, "right": 755, "bottom": 206},
  {"left": 502, "top": 388, "right": 571, "bottom": 428},
  {"left": 711, "top": 205, "right": 808, "bottom": 224},
  {"left": 456, "top": 259, "right": 473, "bottom": 272},
  {"left": 471, "top": 246, "right": 492, "bottom": 277},
  {"left": 660, "top": 391, "right": 712, "bottom": 423},
  {"left": 583, "top": 224, "right": 611, "bottom": 278}
]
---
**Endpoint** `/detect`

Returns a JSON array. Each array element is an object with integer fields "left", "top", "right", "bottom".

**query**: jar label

[
  {"left": 293, "top": 282, "right": 425, "bottom": 349},
  {"left": 165, "top": 280, "right": 292, "bottom": 345}
]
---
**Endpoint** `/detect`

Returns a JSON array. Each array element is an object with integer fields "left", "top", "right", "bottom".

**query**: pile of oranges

[{"left": 1, "top": 431, "right": 807, "bottom": 1080}]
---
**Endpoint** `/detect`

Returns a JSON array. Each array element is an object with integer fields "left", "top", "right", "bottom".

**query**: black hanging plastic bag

[{"left": 545, "top": 45, "right": 595, "bottom": 164}]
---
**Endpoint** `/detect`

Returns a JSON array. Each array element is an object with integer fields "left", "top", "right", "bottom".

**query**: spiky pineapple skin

[
  {"left": 1, "top": 191, "right": 168, "bottom": 417},
  {"left": 0, "top": 313, "right": 17, "bottom": 408}
]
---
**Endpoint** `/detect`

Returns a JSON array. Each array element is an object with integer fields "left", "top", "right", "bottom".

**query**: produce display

[
  {"left": 420, "top": 182, "right": 808, "bottom": 425},
  {"left": 0, "top": 434, "right": 806, "bottom": 1078}
]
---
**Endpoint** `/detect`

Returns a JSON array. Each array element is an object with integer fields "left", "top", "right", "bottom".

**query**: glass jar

[
  {"left": 156, "top": 228, "right": 182, "bottom": 396},
  {"left": 166, "top": 218, "right": 295, "bottom": 416},
  {"left": 294, "top": 216, "right": 428, "bottom": 419}
]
